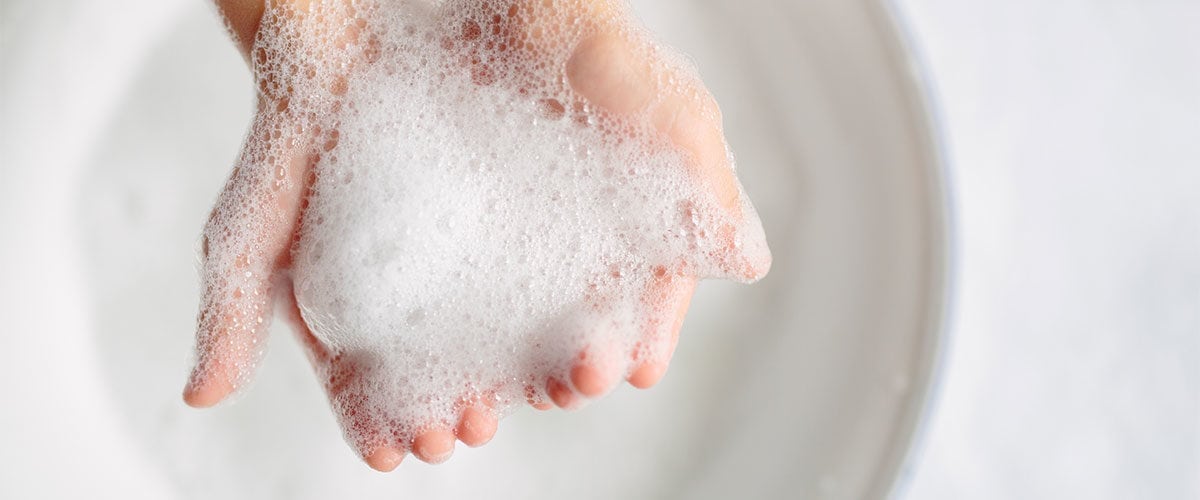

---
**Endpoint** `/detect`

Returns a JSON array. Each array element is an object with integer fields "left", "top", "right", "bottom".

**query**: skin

[{"left": 184, "top": 0, "right": 746, "bottom": 472}]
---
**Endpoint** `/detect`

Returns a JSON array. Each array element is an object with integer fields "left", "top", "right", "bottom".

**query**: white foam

[{"left": 205, "top": 0, "right": 770, "bottom": 455}]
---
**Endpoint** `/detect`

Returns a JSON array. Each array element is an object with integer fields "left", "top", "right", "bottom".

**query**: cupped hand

[{"left": 183, "top": 0, "right": 764, "bottom": 471}]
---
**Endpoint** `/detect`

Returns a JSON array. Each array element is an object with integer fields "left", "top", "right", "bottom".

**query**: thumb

[
  {"left": 184, "top": 107, "right": 312, "bottom": 407},
  {"left": 566, "top": 31, "right": 771, "bottom": 281}
]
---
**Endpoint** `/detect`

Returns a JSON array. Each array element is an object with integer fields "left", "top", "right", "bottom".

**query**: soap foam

[{"left": 208, "top": 0, "right": 770, "bottom": 455}]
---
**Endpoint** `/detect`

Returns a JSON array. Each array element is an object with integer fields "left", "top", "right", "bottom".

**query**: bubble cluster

[{"left": 204, "top": 0, "right": 770, "bottom": 455}]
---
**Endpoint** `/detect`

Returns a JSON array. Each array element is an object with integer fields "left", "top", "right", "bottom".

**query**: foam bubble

[{"left": 208, "top": 0, "right": 770, "bottom": 455}]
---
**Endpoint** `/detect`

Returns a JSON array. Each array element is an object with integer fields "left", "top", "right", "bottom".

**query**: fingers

[
  {"left": 548, "top": 272, "right": 694, "bottom": 405},
  {"left": 551, "top": 8, "right": 740, "bottom": 394},
  {"left": 287, "top": 289, "right": 409, "bottom": 470},
  {"left": 628, "top": 267, "right": 697, "bottom": 389},
  {"left": 293, "top": 281, "right": 498, "bottom": 465},
  {"left": 189, "top": 0, "right": 370, "bottom": 408},
  {"left": 192, "top": 0, "right": 357, "bottom": 408},
  {"left": 361, "top": 413, "right": 498, "bottom": 468},
  {"left": 184, "top": 109, "right": 312, "bottom": 408},
  {"left": 412, "top": 396, "right": 502, "bottom": 462}
]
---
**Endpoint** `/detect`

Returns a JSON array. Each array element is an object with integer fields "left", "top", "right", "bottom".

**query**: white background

[{"left": 893, "top": 1, "right": 1199, "bottom": 498}]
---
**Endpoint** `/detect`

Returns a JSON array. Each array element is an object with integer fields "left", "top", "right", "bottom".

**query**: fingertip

[
  {"left": 364, "top": 447, "right": 405, "bottom": 472},
  {"left": 722, "top": 224, "right": 771, "bottom": 282},
  {"left": 546, "top": 377, "right": 580, "bottom": 410},
  {"left": 456, "top": 406, "right": 498, "bottom": 448},
  {"left": 412, "top": 429, "right": 456, "bottom": 464},
  {"left": 569, "top": 363, "right": 610, "bottom": 398},
  {"left": 182, "top": 368, "right": 233, "bottom": 408},
  {"left": 525, "top": 384, "right": 553, "bottom": 410},
  {"left": 627, "top": 362, "right": 667, "bottom": 389},
  {"left": 743, "top": 246, "right": 773, "bottom": 281}
]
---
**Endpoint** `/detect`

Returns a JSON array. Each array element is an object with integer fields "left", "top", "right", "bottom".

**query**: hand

[{"left": 183, "top": 0, "right": 767, "bottom": 472}]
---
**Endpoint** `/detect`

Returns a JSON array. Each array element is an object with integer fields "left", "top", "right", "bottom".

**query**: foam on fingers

[{"left": 188, "top": 106, "right": 315, "bottom": 406}]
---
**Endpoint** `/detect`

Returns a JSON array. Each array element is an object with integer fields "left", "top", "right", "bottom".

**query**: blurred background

[
  {"left": 1, "top": 0, "right": 1197, "bottom": 498},
  {"left": 894, "top": 2, "right": 1198, "bottom": 498}
]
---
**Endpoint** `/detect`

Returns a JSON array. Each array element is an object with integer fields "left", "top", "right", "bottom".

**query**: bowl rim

[{"left": 863, "top": 1, "right": 957, "bottom": 498}]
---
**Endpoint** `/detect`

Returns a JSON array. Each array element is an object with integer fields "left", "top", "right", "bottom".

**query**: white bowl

[{"left": 0, "top": 0, "right": 949, "bottom": 498}]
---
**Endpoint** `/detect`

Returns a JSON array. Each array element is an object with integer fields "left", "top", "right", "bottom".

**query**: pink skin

[{"left": 184, "top": 0, "right": 748, "bottom": 472}]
